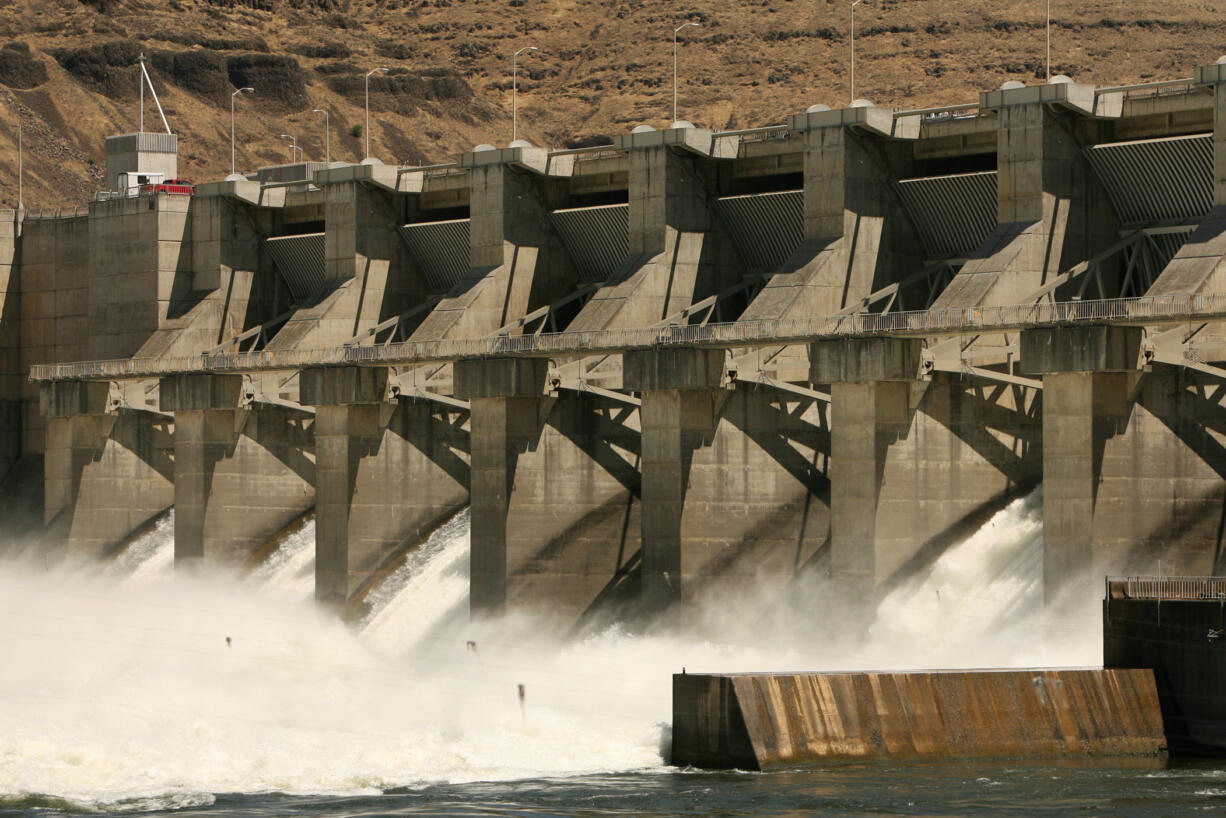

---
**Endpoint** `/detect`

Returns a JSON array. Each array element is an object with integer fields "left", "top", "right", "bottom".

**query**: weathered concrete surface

[
  {"left": 161, "top": 373, "right": 314, "bottom": 566},
  {"left": 565, "top": 143, "right": 740, "bottom": 333},
  {"left": 1105, "top": 584, "right": 1226, "bottom": 756},
  {"left": 304, "top": 366, "right": 469, "bottom": 609},
  {"left": 0, "top": 211, "right": 21, "bottom": 481},
  {"left": 43, "top": 407, "right": 173, "bottom": 559},
  {"left": 20, "top": 213, "right": 89, "bottom": 456},
  {"left": 1038, "top": 367, "right": 1226, "bottom": 583},
  {"left": 672, "top": 669, "right": 1165, "bottom": 770},
  {"left": 738, "top": 117, "right": 922, "bottom": 323},
  {"left": 410, "top": 159, "right": 577, "bottom": 341},
  {"left": 87, "top": 195, "right": 191, "bottom": 361},
  {"left": 270, "top": 180, "right": 423, "bottom": 351},
  {"left": 933, "top": 92, "right": 1116, "bottom": 310}
]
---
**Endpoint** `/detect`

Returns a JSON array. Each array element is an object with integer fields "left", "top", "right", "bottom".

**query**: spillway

[{"left": 0, "top": 489, "right": 1096, "bottom": 812}]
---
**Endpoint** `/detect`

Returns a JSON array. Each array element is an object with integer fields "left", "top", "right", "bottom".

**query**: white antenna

[{"left": 137, "top": 53, "right": 172, "bottom": 135}]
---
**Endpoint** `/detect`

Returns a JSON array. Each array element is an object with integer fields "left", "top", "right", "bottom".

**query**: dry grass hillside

[{"left": 0, "top": 0, "right": 1221, "bottom": 208}]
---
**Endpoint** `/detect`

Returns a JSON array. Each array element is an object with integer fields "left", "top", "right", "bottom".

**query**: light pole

[
  {"left": 513, "top": 46, "right": 537, "bottom": 143},
  {"left": 851, "top": 0, "right": 864, "bottom": 104},
  {"left": 280, "top": 133, "right": 299, "bottom": 163},
  {"left": 312, "top": 108, "right": 330, "bottom": 165},
  {"left": 673, "top": 21, "right": 701, "bottom": 123},
  {"left": 230, "top": 86, "right": 253, "bottom": 177},
  {"left": 1046, "top": 0, "right": 1051, "bottom": 81},
  {"left": 16, "top": 120, "right": 21, "bottom": 211},
  {"left": 365, "top": 67, "right": 389, "bottom": 160}
]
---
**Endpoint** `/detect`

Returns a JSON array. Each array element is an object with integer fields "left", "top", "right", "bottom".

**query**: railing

[
  {"left": 28, "top": 293, "right": 1226, "bottom": 383},
  {"left": 715, "top": 125, "right": 791, "bottom": 143},
  {"left": 1096, "top": 78, "right": 1200, "bottom": 100},
  {"left": 894, "top": 102, "right": 981, "bottom": 123},
  {"left": 1123, "top": 575, "right": 1226, "bottom": 600}
]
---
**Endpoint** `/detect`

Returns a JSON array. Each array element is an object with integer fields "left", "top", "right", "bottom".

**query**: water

[{"left": 0, "top": 490, "right": 1218, "bottom": 817}]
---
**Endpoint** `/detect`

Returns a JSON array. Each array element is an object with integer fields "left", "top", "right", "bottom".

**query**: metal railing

[
  {"left": 1123, "top": 575, "right": 1226, "bottom": 600},
  {"left": 27, "top": 292, "right": 1226, "bottom": 383},
  {"left": 715, "top": 125, "right": 792, "bottom": 143},
  {"left": 1096, "top": 78, "right": 1200, "bottom": 100},
  {"left": 894, "top": 102, "right": 981, "bottom": 123}
]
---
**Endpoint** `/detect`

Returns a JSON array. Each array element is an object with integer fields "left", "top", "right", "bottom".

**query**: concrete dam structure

[{"left": 13, "top": 64, "right": 1226, "bottom": 622}]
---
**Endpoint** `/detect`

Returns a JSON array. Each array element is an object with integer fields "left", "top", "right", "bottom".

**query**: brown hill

[{"left": 0, "top": 0, "right": 1221, "bottom": 209}]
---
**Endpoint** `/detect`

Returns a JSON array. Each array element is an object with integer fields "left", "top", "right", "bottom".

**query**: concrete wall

[
  {"left": 20, "top": 214, "right": 90, "bottom": 456},
  {"left": 672, "top": 669, "right": 1165, "bottom": 769},
  {"left": 42, "top": 382, "right": 173, "bottom": 559},
  {"left": 0, "top": 211, "right": 21, "bottom": 479},
  {"left": 87, "top": 195, "right": 191, "bottom": 360}
]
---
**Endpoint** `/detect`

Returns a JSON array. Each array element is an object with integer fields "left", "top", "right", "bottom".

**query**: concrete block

[
  {"left": 299, "top": 366, "right": 389, "bottom": 406},
  {"left": 159, "top": 374, "right": 245, "bottom": 412},
  {"left": 623, "top": 348, "right": 725, "bottom": 392},
  {"left": 810, "top": 337, "right": 923, "bottom": 383},
  {"left": 454, "top": 357, "right": 549, "bottom": 399},
  {"left": 1020, "top": 326, "right": 1143, "bottom": 374},
  {"left": 40, "top": 381, "right": 110, "bottom": 417}
]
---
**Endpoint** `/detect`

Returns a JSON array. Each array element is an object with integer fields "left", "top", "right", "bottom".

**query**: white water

[
  {"left": 0, "top": 488, "right": 1099, "bottom": 812},
  {"left": 246, "top": 515, "right": 316, "bottom": 603}
]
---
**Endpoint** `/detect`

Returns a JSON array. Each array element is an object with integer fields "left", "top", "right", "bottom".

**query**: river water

[{"left": 1, "top": 492, "right": 1220, "bottom": 817}]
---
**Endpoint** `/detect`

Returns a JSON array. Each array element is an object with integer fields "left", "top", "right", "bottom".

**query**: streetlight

[
  {"left": 851, "top": 0, "right": 865, "bottom": 104},
  {"left": 1046, "top": 0, "right": 1051, "bottom": 81},
  {"left": 673, "top": 21, "right": 701, "bottom": 123},
  {"left": 312, "top": 108, "right": 330, "bottom": 165},
  {"left": 512, "top": 46, "right": 537, "bottom": 143},
  {"left": 365, "top": 67, "right": 389, "bottom": 160},
  {"left": 280, "top": 133, "right": 300, "bottom": 163},
  {"left": 230, "top": 86, "right": 253, "bottom": 177},
  {"left": 16, "top": 121, "right": 21, "bottom": 211}
]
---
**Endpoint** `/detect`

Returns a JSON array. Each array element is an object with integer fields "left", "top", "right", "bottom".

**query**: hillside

[{"left": 0, "top": 0, "right": 1221, "bottom": 209}]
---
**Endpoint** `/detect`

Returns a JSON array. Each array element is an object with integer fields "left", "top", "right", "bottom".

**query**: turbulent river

[{"left": 0, "top": 491, "right": 1219, "bottom": 817}]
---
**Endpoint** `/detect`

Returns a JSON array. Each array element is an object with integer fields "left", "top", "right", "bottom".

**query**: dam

[{"left": 10, "top": 63, "right": 1226, "bottom": 626}]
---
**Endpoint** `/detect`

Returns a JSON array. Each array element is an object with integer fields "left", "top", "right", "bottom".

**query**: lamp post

[
  {"left": 673, "top": 21, "right": 701, "bottom": 123},
  {"left": 230, "top": 86, "right": 253, "bottom": 177},
  {"left": 851, "top": 0, "right": 864, "bottom": 104},
  {"left": 280, "top": 133, "right": 299, "bottom": 163},
  {"left": 513, "top": 46, "right": 538, "bottom": 143},
  {"left": 312, "top": 108, "right": 330, "bottom": 165},
  {"left": 16, "top": 121, "right": 21, "bottom": 211},
  {"left": 1046, "top": 0, "right": 1051, "bottom": 81},
  {"left": 365, "top": 67, "right": 390, "bottom": 160}
]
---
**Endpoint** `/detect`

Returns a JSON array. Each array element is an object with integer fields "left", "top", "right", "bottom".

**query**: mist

[{"left": 0, "top": 488, "right": 1101, "bottom": 812}]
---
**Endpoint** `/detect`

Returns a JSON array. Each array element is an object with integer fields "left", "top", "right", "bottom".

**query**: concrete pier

[
  {"left": 302, "top": 365, "right": 469, "bottom": 610},
  {"left": 160, "top": 374, "right": 314, "bottom": 566},
  {"left": 41, "top": 381, "right": 172, "bottom": 558}
]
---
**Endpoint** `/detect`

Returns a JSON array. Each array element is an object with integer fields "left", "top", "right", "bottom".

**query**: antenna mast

[{"left": 137, "top": 53, "right": 173, "bottom": 135}]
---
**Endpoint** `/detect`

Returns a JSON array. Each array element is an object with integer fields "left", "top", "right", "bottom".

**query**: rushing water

[{"left": 0, "top": 491, "right": 1218, "bottom": 817}]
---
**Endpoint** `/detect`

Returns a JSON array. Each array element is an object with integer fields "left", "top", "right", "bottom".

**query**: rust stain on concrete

[{"left": 672, "top": 668, "right": 1166, "bottom": 770}]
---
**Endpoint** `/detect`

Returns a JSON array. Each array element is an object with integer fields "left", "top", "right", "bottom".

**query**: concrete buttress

[
  {"left": 160, "top": 373, "right": 315, "bottom": 566},
  {"left": 302, "top": 365, "right": 469, "bottom": 611},
  {"left": 41, "top": 380, "right": 173, "bottom": 559}
]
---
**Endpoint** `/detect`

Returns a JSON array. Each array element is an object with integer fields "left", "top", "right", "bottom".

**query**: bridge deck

[{"left": 27, "top": 293, "right": 1226, "bottom": 383}]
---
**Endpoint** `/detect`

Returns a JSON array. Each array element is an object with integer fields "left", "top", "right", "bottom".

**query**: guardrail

[
  {"left": 1096, "top": 78, "right": 1200, "bottom": 100},
  {"left": 27, "top": 292, "right": 1226, "bottom": 383},
  {"left": 1123, "top": 575, "right": 1226, "bottom": 600},
  {"left": 894, "top": 102, "right": 981, "bottom": 122}
]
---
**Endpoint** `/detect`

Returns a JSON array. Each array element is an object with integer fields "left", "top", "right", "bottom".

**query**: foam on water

[
  {"left": 360, "top": 508, "right": 471, "bottom": 655},
  {"left": 0, "top": 487, "right": 1099, "bottom": 812},
  {"left": 247, "top": 514, "right": 316, "bottom": 603},
  {"left": 107, "top": 510, "right": 175, "bottom": 583}
]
